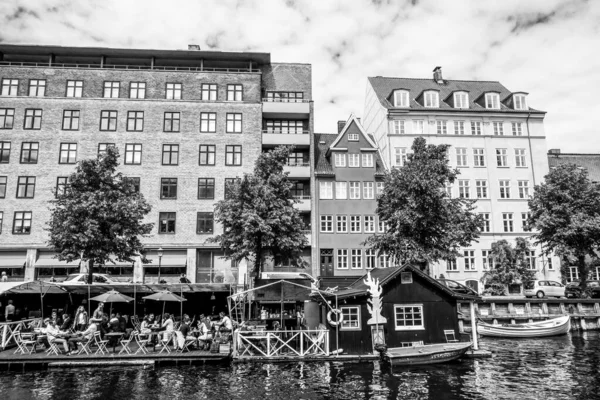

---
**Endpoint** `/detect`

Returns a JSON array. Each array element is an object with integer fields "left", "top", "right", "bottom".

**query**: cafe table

[{"left": 104, "top": 332, "right": 124, "bottom": 353}]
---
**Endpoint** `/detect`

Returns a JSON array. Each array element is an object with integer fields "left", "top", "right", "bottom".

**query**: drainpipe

[{"left": 525, "top": 112, "right": 536, "bottom": 186}]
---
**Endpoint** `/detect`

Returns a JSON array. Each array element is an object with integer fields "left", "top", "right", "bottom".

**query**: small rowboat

[
  {"left": 384, "top": 342, "right": 472, "bottom": 366},
  {"left": 477, "top": 315, "right": 570, "bottom": 338}
]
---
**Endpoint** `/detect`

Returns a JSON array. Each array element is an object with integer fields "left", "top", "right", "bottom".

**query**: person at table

[
  {"left": 5, "top": 299, "right": 15, "bottom": 322},
  {"left": 60, "top": 313, "right": 72, "bottom": 331},
  {"left": 159, "top": 313, "right": 174, "bottom": 347},
  {"left": 46, "top": 320, "right": 69, "bottom": 354},
  {"left": 140, "top": 314, "right": 153, "bottom": 334},
  {"left": 67, "top": 320, "right": 98, "bottom": 355},
  {"left": 197, "top": 317, "right": 212, "bottom": 350},
  {"left": 73, "top": 306, "right": 88, "bottom": 331},
  {"left": 35, "top": 318, "right": 53, "bottom": 349},
  {"left": 175, "top": 315, "right": 193, "bottom": 350},
  {"left": 50, "top": 311, "right": 61, "bottom": 327},
  {"left": 215, "top": 312, "right": 233, "bottom": 333},
  {"left": 92, "top": 303, "right": 104, "bottom": 321},
  {"left": 1, "top": 271, "right": 8, "bottom": 282}
]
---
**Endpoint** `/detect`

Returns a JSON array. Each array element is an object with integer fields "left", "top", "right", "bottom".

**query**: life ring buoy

[{"left": 327, "top": 309, "right": 344, "bottom": 326}]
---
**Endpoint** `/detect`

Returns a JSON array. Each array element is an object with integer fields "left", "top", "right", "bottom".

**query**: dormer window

[
  {"left": 394, "top": 90, "right": 409, "bottom": 107},
  {"left": 485, "top": 93, "right": 500, "bottom": 109},
  {"left": 348, "top": 133, "right": 359, "bottom": 141},
  {"left": 513, "top": 94, "right": 527, "bottom": 110},
  {"left": 454, "top": 92, "right": 469, "bottom": 109},
  {"left": 424, "top": 91, "right": 439, "bottom": 108}
]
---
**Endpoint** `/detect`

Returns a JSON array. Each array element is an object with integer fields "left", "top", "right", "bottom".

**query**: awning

[
  {"left": 0, "top": 281, "right": 31, "bottom": 294},
  {"left": 0, "top": 251, "right": 27, "bottom": 269},
  {"left": 142, "top": 250, "right": 187, "bottom": 267},
  {"left": 0, "top": 281, "right": 66, "bottom": 295},
  {"left": 35, "top": 252, "right": 80, "bottom": 268}
]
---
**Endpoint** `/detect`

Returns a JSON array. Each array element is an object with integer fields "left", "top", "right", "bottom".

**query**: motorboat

[
  {"left": 477, "top": 315, "right": 570, "bottom": 338},
  {"left": 384, "top": 342, "right": 472, "bottom": 366}
]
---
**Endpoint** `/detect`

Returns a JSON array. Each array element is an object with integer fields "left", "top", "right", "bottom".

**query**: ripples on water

[{"left": 1, "top": 331, "right": 600, "bottom": 400}]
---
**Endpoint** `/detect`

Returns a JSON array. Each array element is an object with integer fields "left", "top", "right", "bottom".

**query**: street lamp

[{"left": 157, "top": 247, "right": 163, "bottom": 283}]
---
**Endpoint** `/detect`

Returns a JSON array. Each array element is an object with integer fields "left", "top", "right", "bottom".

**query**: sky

[{"left": 1, "top": 0, "right": 599, "bottom": 153}]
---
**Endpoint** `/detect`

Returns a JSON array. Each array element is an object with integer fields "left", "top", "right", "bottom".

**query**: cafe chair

[
  {"left": 178, "top": 336, "right": 197, "bottom": 353},
  {"left": 46, "top": 338, "right": 62, "bottom": 356},
  {"left": 158, "top": 334, "right": 174, "bottom": 354},
  {"left": 77, "top": 335, "right": 95, "bottom": 355},
  {"left": 444, "top": 330, "right": 459, "bottom": 343},
  {"left": 134, "top": 333, "right": 150, "bottom": 355},
  {"left": 94, "top": 331, "right": 109, "bottom": 355},
  {"left": 118, "top": 331, "right": 136, "bottom": 355},
  {"left": 14, "top": 332, "right": 37, "bottom": 355}
]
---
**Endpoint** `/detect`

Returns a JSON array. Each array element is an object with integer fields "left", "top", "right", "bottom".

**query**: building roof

[
  {"left": 314, "top": 133, "right": 386, "bottom": 177},
  {"left": 548, "top": 152, "right": 600, "bottom": 182},
  {"left": 368, "top": 76, "right": 544, "bottom": 113}
]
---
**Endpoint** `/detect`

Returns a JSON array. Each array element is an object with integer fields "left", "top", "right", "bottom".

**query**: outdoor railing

[
  {"left": 262, "top": 98, "right": 309, "bottom": 103},
  {"left": 1, "top": 318, "right": 42, "bottom": 350},
  {"left": 233, "top": 329, "right": 329, "bottom": 358},
  {"left": 286, "top": 161, "right": 310, "bottom": 167},
  {"left": 0, "top": 61, "right": 260, "bottom": 73},
  {"left": 262, "top": 129, "right": 310, "bottom": 135},
  {"left": 292, "top": 194, "right": 311, "bottom": 200}
]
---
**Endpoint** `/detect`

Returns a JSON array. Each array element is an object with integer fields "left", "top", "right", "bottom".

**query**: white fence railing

[
  {"left": 234, "top": 329, "right": 329, "bottom": 358},
  {"left": 1, "top": 318, "right": 42, "bottom": 350}
]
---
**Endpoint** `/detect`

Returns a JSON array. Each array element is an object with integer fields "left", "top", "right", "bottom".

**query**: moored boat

[
  {"left": 477, "top": 315, "right": 570, "bottom": 338},
  {"left": 384, "top": 342, "right": 472, "bottom": 366}
]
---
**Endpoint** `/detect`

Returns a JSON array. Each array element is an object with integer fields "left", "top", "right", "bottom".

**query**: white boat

[
  {"left": 384, "top": 342, "right": 472, "bottom": 366},
  {"left": 477, "top": 315, "right": 570, "bottom": 338}
]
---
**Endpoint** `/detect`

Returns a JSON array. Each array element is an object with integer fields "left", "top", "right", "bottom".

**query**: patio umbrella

[
  {"left": 142, "top": 290, "right": 187, "bottom": 321},
  {"left": 90, "top": 290, "right": 134, "bottom": 316}
]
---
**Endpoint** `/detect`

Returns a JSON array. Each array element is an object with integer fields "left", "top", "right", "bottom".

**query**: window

[
  {"left": 454, "top": 121, "right": 465, "bottom": 135},
  {"left": 166, "top": 83, "right": 182, "bottom": 100},
  {"left": 320, "top": 182, "right": 333, "bottom": 199},
  {"left": 547, "top": 258, "right": 554, "bottom": 271},
  {"left": 0, "top": 176, "right": 6, "bottom": 198},
  {"left": 335, "top": 182, "right": 347, "bottom": 199},
  {"left": 127, "top": 111, "right": 144, "bottom": 131},
  {"left": 0, "top": 109, "right": 14, "bottom": 129},
  {"left": 288, "top": 152, "right": 308, "bottom": 167},
  {"left": 266, "top": 91, "right": 304, "bottom": 102},
  {"left": 464, "top": 250, "right": 476, "bottom": 271},
  {"left": 475, "top": 180, "right": 488, "bottom": 199},
  {"left": 393, "top": 120, "right": 405, "bottom": 134},
  {"left": 364, "top": 215, "right": 375, "bottom": 233},
  {"left": 473, "top": 148, "right": 485, "bottom": 167},
  {"left": 517, "top": 180, "right": 530, "bottom": 199},
  {"left": 496, "top": 149, "right": 507, "bottom": 167},
  {"left": 337, "top": 249, "right": 348, "bottom": 269},
  {"left": 160, "top": 178, "right": 177, "bottom": 199},
  {"left": 454, "top": 92, "right": 469, "bottom": 109},
  {"left": 227, "top": 84, "right": 243, "bottom": 101},
  {"left": 413, "top": 120, "right": 425, "bottom": 134},
  {"left": 66, "top": 80, "right": 83, "bottom": 97},
  {"left": 0, "top": 142, "right": 11, "bottom": 163},
  {"left": 129, "top": 82, "right": 146, "bottom": 99},
  {"left": 379, "top": 253, "right": 391, "bottom": 268},
  {"left": 348, "top": 154, "right": 360, "bottom": 168},
  {"left": 13, "top": 211, "right": 32, "bottom": 234},
  {"left": 485, "top": 93, "right": 500, "bottom": 109},
  {"left": 200, "top": 112, "right": 216, "bottom": 133},
  {"left": 482, "top": 250, "right": 491, "bottom": 270},
  {"left": 394, "top": 305, "right": 424, "bottom": 330},
  {"left": 198, "top": 178, "right": 215, "bottom": 199},
  {"left": 424, "top": 91, "right": 439, "bottom": 107},
  {"left": 265, "top": 120, "right": 304, "bottom": 134},
  {"left": 226, "top": 113, "right": 242, "bottom": 133},
  {"left": 522, "top": 212, "right": 531, "bottom": 230},
  {"left": 24, "top": 109, "right": 42, "bottom": 129},
  {"left": 458, "top": 180, "right": 470, "bottom": 198},
  {"left": 199, "top": 145, "right": 216, "bottom": 166},
  {"left": 525, "top": 251, "right": 536, "bottom": 270},
  {"left": 20, "top": 142, "right": 39, "bottom": 164},
  {"left": 158, "top": 212, "right": 176, "bottom": 234},
  {"left": 291, "top": 182, "right": 308, "bottom": 199},
  {"left": 514, "top": 94, "right": 527, "bottom": 110},
  {"left": 378, "top": 218, "right": 386, "bottom": 232},
  {"left": 348, "top": 133, "right": 359, "bottom": 141},
  {"left": 446, "top": 259, "right": 457, "bottom": 271},
  {"left": 350, "top": 215, "right": 361, "bottom": 233},
  {"left": 499, "top": 180, "right": 511, "bottom": 199},
  {"left": 320, "top": 215, "right": 333, "bottom": 232},
  {"left": 103, "top": 81, "right": 120, "bottom": 98},
  {"left": 480, "top": 213, "right": 490, "bottom": 232},
  {"left": 471, "top": 121, "right": 482, "bottom": 135},
  {"left": 512, "top": 122, "right": 523, "bottom": 136},
  {"left": 445, "top": 183, "right": 452, "bottom": 197},
  {"left": 568, "top": 267, "right": 579, "bottom": 282},
  {"left": 351, "top": 249, "right": 362, "bottom": 269},
  {"left": 340, "top": 306, "right": 360, "bottom": 330},
  {"left": 59, "top": 143, "right": 77, "bottom": 164},
  {"left": 349, "top": 182, "right": 361, "bottom": 199},
  {"left": 394, "top": 90, "right": 409, "bottom": 107},
  {"left": 515, "top": 149, "right": 527, "bottom": 167},
  {"left": 456, "top": 148, "right": 468, "bottom": 167},
  {"left": 376, "top": 182, "right": 384, "bottom": 196},
  {"left": 164, "top": 112, "right": 180, "bottom": 132},
  {"left": 502, "top": 213, "right": 514, "bottom": 232},
  {"left": 201, "top": 84, "right": 217, "bottom": 101},
  {"left": 362, "top": 153, "right": 374, "bottom": 167},
  {"left": 1, "top": 79, "right": 18, "bottom": 96},
  {"left": 363, "top": 182, "right": 375, "bottom": 199},
  {"left": 16, "top": 176, "right": 35, "bottom": 198},
  {"left": 436, "top": 120, "right": 447, "bottom": 135},
  {"left": 62, "top": 110, "right": 80, "bottom": 130},
  {"left": 55, "top": 177, "right": 68, "bottom": 198},
  {"left": 100, "top": 111, "right": 117, "bottom": 131},
  {"left": 224, "top": 178, "right": 240, "bottom": 199},
  {"left": 196, "top": 212, "right": 214, "bottom": 234},
  {"left": 394, "top": 148, "right": 407, "bottom": 167},
  {"left": 124, "top": 144, "right": 142, "bottom": 165},
  {"left": 225, "top": 145, "right": 242, "bottom": 166},
  {"left": 28, "top": 79, "right": 46, "bottom": 97},
  {"left": 334, "top": 153, "right": 346, "bottom": 167},
  {"left": 336, "top": 215, "right": 348, "bottom": 233},
  {"left": 493, "top": 122, "right": 504, "bottom": 136},
  {"left": 162, "top": 144, "right": 179, "bottom": 165}
]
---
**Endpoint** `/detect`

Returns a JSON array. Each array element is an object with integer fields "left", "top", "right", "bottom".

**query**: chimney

[
  {"left": 548, "top": 149, "right": 561, "bottom": 155},
  {"left": 337, "top": 120, "right": 346, "bottom": 133},
  {"left": 188, "top": 44, "right": 201, "bottom": 51},
  {"left": 433, "top": 66, "right": 443, "bottom": 83}
]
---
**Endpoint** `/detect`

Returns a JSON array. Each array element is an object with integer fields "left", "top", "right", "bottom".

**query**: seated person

[
  {"left": 60, "top": 314, "right": 72, "bottom": 331},
  {"left": 179, "top": 274, "right": 191, "bottom": 283},
  {"left": 214, "top": 312, "right": 233, "bottom": 338},
  {"left": 36, "top": 318, "right": 53, "bottom": 349},
  {"left": 67, "top": 321, "right": 98, "bottom": 354},
  {"left": 175, "top": 316, "right": 194, "bottom": 350},
  {"left": 160, "top": 313, "right": 175, "bottom": 345},
  {"left": 197, "top": 317, "right": 212, "bottom": 350},
  {"left": 46, "top": 321, "right": 69, "bottom": 353}
]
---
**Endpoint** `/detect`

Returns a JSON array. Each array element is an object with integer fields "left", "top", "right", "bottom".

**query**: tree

[
  {"left": 528, "top": 164, "right": 600, "bottom": 292},
  {"left": 481, "top": 238, "right": 537, "bottom": 295},
  {"left": 364, "top": 137, "right": 482, "bottom": 270},
  {"left": 211, "top": 146, "right": 309, "bottom": 276},
  {"left": 47, "top": 147, "right": 153, "bottom": 284}
]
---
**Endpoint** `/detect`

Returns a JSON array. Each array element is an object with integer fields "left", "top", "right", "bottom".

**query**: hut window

[
  {"left": 340, "top": 306, "right": 361, "bottom": 331},
  {"left": 394, "top": 304, "right": 424, "bottom": 331}
]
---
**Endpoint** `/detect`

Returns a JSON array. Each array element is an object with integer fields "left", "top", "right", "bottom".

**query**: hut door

[
  {"left": 320, "top": 249, "right": 333, "bottom": 277},
  {"left": 371, "top": 326, "right": 385, "bottom": 354}
]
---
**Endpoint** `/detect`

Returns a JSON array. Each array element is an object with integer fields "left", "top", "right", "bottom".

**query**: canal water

[{"left": 1, "top": 330, "right": 599, "bottom": 400}]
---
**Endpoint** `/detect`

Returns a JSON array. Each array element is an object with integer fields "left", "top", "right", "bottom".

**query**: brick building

[{"left": 0, "top": 44, "right": 313, "bottom": 288}]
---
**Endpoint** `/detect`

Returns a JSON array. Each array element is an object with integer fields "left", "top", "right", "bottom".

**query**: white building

[{"left": 362, "top": 66, "right": 561, "bottom": 293}]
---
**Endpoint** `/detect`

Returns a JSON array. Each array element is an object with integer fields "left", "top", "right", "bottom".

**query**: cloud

[{"left": 0, "top": 0, "right": 598, "bottom": 152}]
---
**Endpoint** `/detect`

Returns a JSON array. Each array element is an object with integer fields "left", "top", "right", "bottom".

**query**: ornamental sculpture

[{"left": 364, "top": 270, "right": 387, "bottom": 325}]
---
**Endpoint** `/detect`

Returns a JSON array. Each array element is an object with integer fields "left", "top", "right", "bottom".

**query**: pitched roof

[
  {"left": 548, "top": 153, "right": 600, "bottom": 182},
  {"left": 368, "top": 76, "right": 544, "bottom": 113},
  {"left": 330, "top": 114, "right": 378, "bottom": 149},
  {"left": 313, "top": 133, "right": 387, "bottom": 177}
]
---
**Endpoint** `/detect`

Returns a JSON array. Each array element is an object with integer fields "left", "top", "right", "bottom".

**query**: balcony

[
  {"left": 262, "top": 130, "right": 310, "bottom": 147},
  {"left": 304, "top": 231, "right": 312, "bottom": 246},
  {"left": 285, "top": 162, "right": 310, "bottom": 178},
  {"left": 262, "top": 98, "right": 310, "bottom": 118},
  {"left": 293, "top": 195, "right": 311, "bottom": 211}
]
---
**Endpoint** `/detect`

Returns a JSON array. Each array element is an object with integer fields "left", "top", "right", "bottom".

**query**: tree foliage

[
  {"left": 481, "top": 238, "right": 537, "bottom": 295},
  {"left": 211, "top": 146, "right": 309, "bottom": 275},
  {"left": 47, "top": 147, "right": 153, "bottom": 283},
  {"left": 364, "top": 137, "right": 482, "bottom": 269},
  {"left": 528, "top": 164, "right": 600, "bottom": 291}
]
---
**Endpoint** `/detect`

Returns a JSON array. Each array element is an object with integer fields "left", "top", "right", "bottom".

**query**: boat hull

[
  {"left": 385, "top": 342, "right": 472, "bottom": 366},
  {"left": 477, "top": 316, "right": 570, "bottom": 338}
]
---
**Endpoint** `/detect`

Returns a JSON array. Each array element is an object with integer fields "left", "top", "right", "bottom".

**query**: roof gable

[{"left": 329, "top": 114, "right": 377, "bottom": 150}]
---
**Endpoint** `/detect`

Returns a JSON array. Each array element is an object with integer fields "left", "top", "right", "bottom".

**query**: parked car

[
  {"left": 565, "top": 281, "right": 600, "bottom": 298},
  {"left": 437, "top": 279, "right": 478, "bottom": 296},
  {"left": 55, "top": 273, "right": 118, "bottom": 285},
  {"left": 524, "top": 280, "right": 565, "bottom": 298}
]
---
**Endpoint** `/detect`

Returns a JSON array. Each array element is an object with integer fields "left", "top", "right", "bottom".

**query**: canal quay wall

[{"left": 458, "top": 299, "right": 600, "bottom": 331}]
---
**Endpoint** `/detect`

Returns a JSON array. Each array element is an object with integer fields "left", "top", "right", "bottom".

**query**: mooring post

[{"left": 470, "top": 301, "right": 479, "bottom": 351}]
